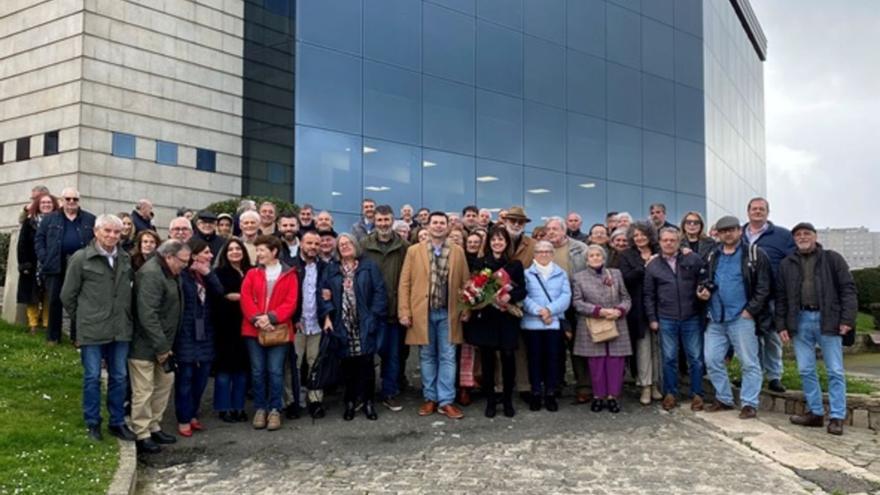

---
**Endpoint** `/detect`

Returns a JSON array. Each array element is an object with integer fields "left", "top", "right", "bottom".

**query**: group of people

[{"left": 13, "top": 186, "right": 858, "bottom": 456}]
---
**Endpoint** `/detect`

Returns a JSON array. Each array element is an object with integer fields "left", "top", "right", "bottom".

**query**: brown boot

[
  {"left": 790, "top": 411, "right": 824, "bottom": 427},
  {"left": 690, "top": 395, "right": 704, "bottom": 412},
  {"left": 661, "top": 394, "right": 677, "bottom": 411},
  {"left": 706, "top": 400, "right": 735, "bottom": 413},
  {"left": 738, "top": 405, "right": 757, "bottom": 419},
  {"left": 827, "top": 418, "right": 844, "bottom": 436},
  {"left": 457, "top": 388, "right": 472, "bottom": 406}
]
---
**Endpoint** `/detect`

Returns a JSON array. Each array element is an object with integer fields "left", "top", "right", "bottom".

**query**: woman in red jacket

[{"left": 240, "top": 235, "right": 298, "bottom": 431}]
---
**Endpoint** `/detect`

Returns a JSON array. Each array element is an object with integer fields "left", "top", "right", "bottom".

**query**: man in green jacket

[
  {"left": 129, "top": 239, "right": 190, "bottom": 454},
  {"left": 360, "top": 205, "right": 409, "bottom": 411},
  {"left": 61, "top": 214, "right": 135, "bottom": 442}
]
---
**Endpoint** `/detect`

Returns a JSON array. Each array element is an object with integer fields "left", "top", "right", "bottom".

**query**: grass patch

[
  {"left": 727, "top": 356, "right": 877, "bottom": 394},
  {"left": 0, "top": 320, "right": 118, "bottom": 494},
  {"left": 856, "top": 312, "right": 876, "bottom": 334}
]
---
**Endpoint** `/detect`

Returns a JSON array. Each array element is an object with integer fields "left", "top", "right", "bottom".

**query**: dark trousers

[
  {"left": 524, "top": 330, "right": 562, "bottom": 397},
  {"left": 342, "top": 354, "right": 375, "bottom": 404},
  {"left": 175, "top": 361, "right": 212, "bottom": 424},
  {"left": 480, "top": 347, "right": 515, "bottom": 400},
  {"left": 45, "top": 272, "right": 75, "bottom": 342}
]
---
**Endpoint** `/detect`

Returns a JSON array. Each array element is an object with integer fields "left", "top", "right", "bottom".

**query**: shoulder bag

[{"left": 531, "top": 272, "right": 571, "bottom": 332}]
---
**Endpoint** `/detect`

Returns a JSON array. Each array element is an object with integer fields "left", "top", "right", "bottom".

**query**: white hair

[
  {"left": 60, "top": 187, "right": 79, "bottom": 198},
  {"left": 168, "top": 216, "right": 192, "bottom": 231},
  {"left": 566, "top": 212, "right": 582, "bottom": 221},
  {"left": 586, "top": 244, "right": 607, "bottom": 260},
  {"left": 534, "top": 240, "right": 554, "bottom": 252},
  {"left": 239, "top": 210, "right": 260, "bottom": 223},
  {"left": 95, "top": 213, "right": 123, "bottom": 230},
  {"left": 544, "top": 216, "right": 565, "bottom": 229},
  {"left": 617, "top": 212, "right": 633, "bottom": 223},
  {"left": 392, "top": 220, "right": 410, "bottom": 231}
]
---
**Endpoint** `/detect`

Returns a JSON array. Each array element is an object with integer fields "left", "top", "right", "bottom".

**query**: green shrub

[
  {"left": 204, "top": 196, "right": 298, "bottom": 217},
  {"left": 0, "top": 231, "right": 10, "bottom": 286},
  {"left": 851, "top": 267, "right": 880, "bottom": 311}
]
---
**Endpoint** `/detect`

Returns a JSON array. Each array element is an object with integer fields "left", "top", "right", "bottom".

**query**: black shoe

[
  {"left": 284, "top": 404, "right": 301, "bottom": 420},
  {"left": 150, "top": 430, "right": 177, "bottom": 444},
  {"left": 502, "top": 399, "right": 515, "bottom": 418},
  {"left": 343, "top": 402, "right": 356, "bottom": 421},
  {"left": 529, "top": 395, "right": 542, "bottom": 412},
  {"left": 518, "top": 391, "right": 532, "bottom": 404},
  {"left": 136, "top": 438, "right": 161, "bottom": 454},
  {"left": 87, "top": 424, "right": 103, "bottom": 442},
  {"left": 363, "top": 401, "right": 378, "bottom": 420},
  {"left": 485, "top": 397, "right": 497, "bottom": 418},
  {"left": 311, "top": 402, "right": 326, "bottom": 419},
  {"left": 544, "top": 396, "right": 559, "bottom": 412},
  {"left": 732, "top": 379, "right": 742, "bottom": 388},
  {"left": 590, "top": 399, "right": 605, "bottom": 413},
  {"left": 236, "top": 410, "right": 248, "bottom": 422},
  {"left": 607, "top": 399, "right": 621, "bottom": 414},
  {"left": 768, "top": 379, "right": 786, "bottom": 393},
  {"left": 108, "top": 424, "right": 137, "bottom": 441},
  {"left": 219, "top": 411, "right": 236, "bottom": 423}
]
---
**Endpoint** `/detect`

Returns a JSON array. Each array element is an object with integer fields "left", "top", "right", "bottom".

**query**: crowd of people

[{"left": 12, "top": 185, "right": 858, "bottom": 455}]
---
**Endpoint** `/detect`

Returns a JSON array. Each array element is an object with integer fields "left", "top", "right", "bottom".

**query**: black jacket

[
  {"left": 703, "top": 241, "right": 773, "bottom": 332},
  {"left": 463, "top": 256, "right": 525, "bottom": 351},
  {"left": 193, "top": 230, "right": 226, "bottom": 259},
  {"left": 131, "top": 210, "right": 155, "bottom": 234},
  {"left": 643, "top": 251, "right": 705, "bottom": 323},
  {"left": 35, "top": 209, "right": 96, "bottom": 275},
  {"left": 775, "top": 245, "right": 858, "bottom": 336},
  {"left": 618, "top": 247, "right": 653, "bottom": 340}
]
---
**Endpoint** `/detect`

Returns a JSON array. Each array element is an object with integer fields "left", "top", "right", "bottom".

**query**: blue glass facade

[{"left": 275, "top": 0, "right": 764, "bottom": 226}]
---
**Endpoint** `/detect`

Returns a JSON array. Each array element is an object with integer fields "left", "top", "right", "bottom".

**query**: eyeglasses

[
  {"left": 509, "top": 219, "right": 527, "bottom": 226},
  {"left": 535, "top": 250, "right": 554, "bottom": 254},
  {"left": 171, "top": 227, "right": 191, "bottom": 232},
  {"left": 175, "top": 256, "right": 191, "bottom": 264},
  {"left": 63, "top": 197, "right": 79, "bottom": 202}
]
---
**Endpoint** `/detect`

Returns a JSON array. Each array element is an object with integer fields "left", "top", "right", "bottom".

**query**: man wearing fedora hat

[
  {"left": 502, "top": 206, "right": 537, "bottom": 400},
  {"left": 776, "top": 222, "right": 857, "bottom": 436}
]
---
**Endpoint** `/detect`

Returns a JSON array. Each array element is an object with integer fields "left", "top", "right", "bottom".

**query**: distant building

[{"left": 817, "top": 227, "right": 880, "bottom": 270}]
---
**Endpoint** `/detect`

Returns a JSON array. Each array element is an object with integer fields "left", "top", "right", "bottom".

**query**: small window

[
  {"left": 156, "top": 141, "right": 178, "bottom": 165},
  {"left": 112, "top": 132, "right": 136, "bottom": 158},
  {"left": 196, "top": 148, "right": 216, "bottom": 172},
  {"left": 0, "top": 142, "right": 4, "bottom": 163},
  {"left": 16, "top": 137, "right": 31, "bottom": 161},
  {"left": 43, "top": 130, "right": 60, "bottom": 156},
  {"left": 267, "top": 161, "right": 287, "bottom": 184}
]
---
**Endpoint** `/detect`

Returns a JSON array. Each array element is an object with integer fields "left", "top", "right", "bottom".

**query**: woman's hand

[
  {"left": 225, "top": 293, "right": 240, "bottom": 302},
  {"left": 322, "top": 316, "right": 333, "bottom": 333},
  {"left": 538, "top": 308, "right": 553, "bottom": 325},
  {"left": 255, "top": 314, "right": 271, "bottom": 329},
  {"left": 495, "top": 292, "right": 511, "bottom": 305},
  {"left": 321, "top": 289, "right": 332, "bottom": 301}
]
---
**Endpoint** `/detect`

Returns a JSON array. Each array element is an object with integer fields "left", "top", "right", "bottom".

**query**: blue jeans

[
  {"left": 246, "top": 338, "right": 287, "bottom": 411},
  {"left": 659, "top": 316, "right": 704, "bottom": 398},
  {"left": 794, "top": 311, "right": 846, "bottom": 419},
  {"left": 175, "top": 361, "right": 212, "bottom": 424},
  {"left": 378, "top": 320, "right": 401, "bottom": 399},
  {"left": 214, "top": 371, "right": 248, "bottom": 412},
  {"left": 758, "top": 301, "right": 783, "bottom": 381},
  {"left": 419, "top": 309, "right": 456, "bottom": 406},
  {"left": 705, "top": 317, "right": 761, "bottom": 408},
  {"left": 81, "top": 341, "right": 129, "bottom": 427}
]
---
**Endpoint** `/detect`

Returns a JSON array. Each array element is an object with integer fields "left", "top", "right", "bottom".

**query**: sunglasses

[
  {"left": 508, "top": 219, "right": 527, "bottom": 226},
  {"left": 63, "top": 197, "right": 79, "bottom": 202}
]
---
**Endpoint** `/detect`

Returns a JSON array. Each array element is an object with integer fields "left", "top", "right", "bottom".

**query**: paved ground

[{"left": 134, "top": 382, "right": 878, "bottom": 495}]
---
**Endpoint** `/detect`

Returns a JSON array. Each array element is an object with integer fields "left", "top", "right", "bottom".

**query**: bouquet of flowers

[{"left": 460, "top": 267, "right": 523, "bottom": 317}]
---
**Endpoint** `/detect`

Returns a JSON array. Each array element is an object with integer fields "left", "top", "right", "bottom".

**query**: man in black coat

[
  {"left": 776, "top": 222, "right": 857, "bottom": 436},
  {"left": 193, "top": 210, "right": 225, "bottom": 257}
]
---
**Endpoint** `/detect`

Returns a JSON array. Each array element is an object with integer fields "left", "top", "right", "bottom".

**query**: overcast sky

[{"left": 750, "top": 1, "right": 880, "bottom": 231}]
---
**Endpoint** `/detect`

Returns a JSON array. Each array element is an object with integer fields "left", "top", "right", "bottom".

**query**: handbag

[
  {"left": 531, "top": 272, "right": 571, "bottom": 332},
  {"left": 306, "top": 332, "right": 342, "bottom": 389},
  {"left": 259, "top": 322, "right": 291, "bottom": 347},
  {"left": 586, "top": 317, "right": 619, "bottom": 343}
]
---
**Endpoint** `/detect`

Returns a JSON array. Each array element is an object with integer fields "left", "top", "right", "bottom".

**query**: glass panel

[
  {"left": 566, "top": 50, "right": 605, "bottom": 118},
  {"left": 606, "top": 4, "right": 640, "bottom": 69},
  {"left": 608, "top": 0, "right": 639, "bottom": 12},
  {"left": 566, "top": 112, "right": 605, "bottom": 178},
  {"left": 606, "top": 63, "right": 641, "bottom": 127},
  {"left": 642, "top": 73, "right": 675, "bottom": 135},
  {"left": 606, "top": 181, "right": 642, "bottom": 217},
  {"left": 674, "top": 0, "right": 703, "bottom": 38},
  {"left": 642, "top": 0, "right": 673, "bottom": 24},
  {"left": 476, "top": 89, "right": 523, "bottom": 164},
  {"left": 524, "top": 101, "right": 565, "bottom": 171},
  {"left": 641, "top": 17, "right": 674, "bottom": 80},
  {"left": 476, "top": 159, "right": 524, "bottom": 212},
  {"left": 364, "top": 61, "right": 422, "bottom": 145},
  {"left": 296, "top": 0, "right": 362, "bottom": 55},
  {"left": 43, "top": 130, "right": 59, "bottom": 156},
  {"left": 567, "top": 176, "right": 607, "bottom": 227},
  {"left": 676, "top": 138, "right": 705, "bottom": 195},
  {"left": 675, "top": 83, "right": 705, "bottom": 142},
  {"left": 111, "top": 132, "right": 134, "bottom": 158},
  {"left": 267, "top": 161, "right": 288, "bottom": 184},
  {"left": 429, "top": 0, "right": 475, "bottom": 15},
  {"left": 606, "top": 122, "right": 641, "bottom": 184},
  {"left": 156, "top": 141, "right": 178, "bottom": 166},
  {"left": 674, "top": 30, "right": 703, "bottom": 89},
  {"left": 423, "top": 3, "right": 475, "bottom": 84},
  {"left": 362, "top": 138, "right": 422, "bottom": 211},
  {"left": 524, "top": 0, "right": 564, "bottom": 45},
  {"left": 364, "top": 0, "right": 421, "bottom": 70},
  {"left": 523, "top": 166, "right": 566, "bottom": 223},
  {"left": 422, "top": 75, "right": 476, "bottom": 155},
  {"left": 295, "top": 43, "right": 362, "bottom": 134},
  {"left": 422, "top": 149, "right": 475, "bottom": 212},
  {"left": 477, "top": 0, "right": 523, "bottom": 30},
  {"left": 676, "top": 192, "right": 706, "bottom": 221},
  {"left": 524, "top": 35, "right": 565, "bottom": 108},
  {"left": 294, "top": 126, "right": 362, "bottom": 213},
  {"left": 642, "top": 131, "right": 676, "bottom": 191},
  {"left": 476, "top": 20, "right": 523, "bottom": 97},
  {"left": 642, "top": 188, "right": 677, "bottom": 222},
  {"left": 566, "top": 0, "right": 604, "bottom": 58},
  {"left": 196, "top": 149, "right": 216, "bottom": 172}
]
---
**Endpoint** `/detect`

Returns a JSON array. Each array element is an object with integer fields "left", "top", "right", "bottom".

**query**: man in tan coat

[
  {"left": 503, "top": 206, "right": 536, "bottom": 398},
  {"left": 399, "top": 211, "right": 470, "bottom": 419}
]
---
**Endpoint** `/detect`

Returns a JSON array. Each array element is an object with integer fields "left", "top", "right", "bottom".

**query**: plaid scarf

[
  {"left": 428, "top": 242, "right": 450, "bottom": 310},
  {"left": 341, "top": 261, "right": 361, "bottom": 356}
]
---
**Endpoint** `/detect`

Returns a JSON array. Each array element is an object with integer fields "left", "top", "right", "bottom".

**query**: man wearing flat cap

[
  {"left": 193, "top": 210, "right": 225, "bottom": 256},
  {"left": 698, "top": 215, "right": 772, "bottom": 419},
  {"left": 776, "top": 222, "right": 857, "bottom": 436},
  {"left": 502, "top": 206, "right": 537, "bottom": 399}
]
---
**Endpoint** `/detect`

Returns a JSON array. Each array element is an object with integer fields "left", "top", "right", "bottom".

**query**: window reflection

[
  {"left": 362, "top": 139, "right": 422, "bottom": 211},
  {"left": 294, "top": 126, "right": 362, "bottom": 213},
  {"left": 422, "top": 149, "right": 475, "bottom": 212}
]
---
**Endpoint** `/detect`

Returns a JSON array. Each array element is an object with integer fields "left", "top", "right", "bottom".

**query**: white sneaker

[{"left": 640, "top": 386, "right": 652, "bottom": 405}]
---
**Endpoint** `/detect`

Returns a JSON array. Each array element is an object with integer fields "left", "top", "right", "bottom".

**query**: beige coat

[
  {"left": 512, "top": 235, "right": 536, "bottom": 269},
  {"left": 398, "top": 240, "right": 470, "bottom": 345}
]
